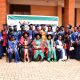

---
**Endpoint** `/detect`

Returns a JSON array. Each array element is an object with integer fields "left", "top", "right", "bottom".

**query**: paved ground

[{"left": 0, "top": 57, "right": 80, "bottom": 80}]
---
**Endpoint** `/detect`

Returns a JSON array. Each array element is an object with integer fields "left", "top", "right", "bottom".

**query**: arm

[{"left": 55, "top": 40, "right": 63, "bottom": 49}]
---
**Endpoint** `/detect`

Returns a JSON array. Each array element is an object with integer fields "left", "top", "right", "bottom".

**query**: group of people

[{"left": 0, "top": 23, "right": 80, "bottom": 63}]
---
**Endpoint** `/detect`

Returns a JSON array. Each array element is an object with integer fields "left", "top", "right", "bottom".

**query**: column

[
  {"left": 64, "top": 0, "right": 75, "bottom": 30},
  {"left": 57, "top": 6, "right": 62, "bottom": 26},
  {"left": 0, "top": 0, "right": 7, "bottom": 30},
  {"left": 76, "top": 8, "right": 80, "bottom": 26}
]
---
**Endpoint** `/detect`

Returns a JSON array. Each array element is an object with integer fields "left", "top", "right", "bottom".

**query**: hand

[
  {"left": 76, "top": 39, "right": 78, "bottom": 44},
  {"left": 63, "top": 44, "right": 67, "bottom": 49},
  {"left": 54, "top": 45, "right": 57, "bottom": 48},
  {"left": 24, "top": 46, "right": 28, "bottom": 48},
  {"left": 35, "top": 46, "right": 41, "bottom": 49}
]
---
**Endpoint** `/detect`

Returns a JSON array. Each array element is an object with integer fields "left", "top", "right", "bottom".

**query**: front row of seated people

[{"left": 7, "top": 31, "right": 67, "bottom": 63}]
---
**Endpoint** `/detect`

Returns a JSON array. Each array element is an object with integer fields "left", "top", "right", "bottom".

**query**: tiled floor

[{"left": 0, "top": 57, "right": 80, "bottom": 80}]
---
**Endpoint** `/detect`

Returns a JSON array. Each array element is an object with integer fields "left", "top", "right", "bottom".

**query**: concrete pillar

[
  {"left": 64, "top": 0, "right": 75, "bottom": 30},
  {"left": 76, "top": 8, "right": 80, "bottom": 26},
  {"left": 57, "top": 6, "right": 62, "bottom": 26},
  {"left": 0, "top": 0, "right": 7, "bottom": 30}
]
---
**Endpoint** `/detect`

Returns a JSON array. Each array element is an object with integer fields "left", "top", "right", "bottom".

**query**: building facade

[{"left": 0, "top": 0, "right": 80, "bottom": 30}]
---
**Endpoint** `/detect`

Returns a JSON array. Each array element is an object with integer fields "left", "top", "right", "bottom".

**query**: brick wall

[
  {"left": 64, "top": 0, "right": 75, "bottom": 31},
  {"left": 57, "top": 6, "right": 62, "bottom": 26},
  {"left": 0, "top": 0, "right": 7, "bottom": 30},
  {"left": 31, "top": 5, "right": 57, "bottom": 16},
  {"left": 76, "top": 8, "right": 80, "bottom": 26}
]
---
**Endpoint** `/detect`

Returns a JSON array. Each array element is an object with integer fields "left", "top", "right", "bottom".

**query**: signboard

[{"left": 7, "top": 15, "right": 59, "bottom": 31}]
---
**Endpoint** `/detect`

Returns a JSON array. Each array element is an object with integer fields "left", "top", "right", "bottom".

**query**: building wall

[
  {"left": 0, "top": 0, "right": 80, "bottom": 30},
  {"left": 76, "top": 8, "right": 80, "bottom": 26},
  {"left": 31, "top": 5, "right": 57, "bottom": 16},
  {"left": 57, "top": 6, "right": 62, "bottom": 26},
  {"left": 0, "top": 0, "right": 7, "bottom": 30}
]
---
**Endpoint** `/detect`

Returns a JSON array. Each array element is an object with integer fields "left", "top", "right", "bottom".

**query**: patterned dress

[
  {"left": 32, "top": 39, "right": 45, "bottom": 60},
  {"left": 46, "top": 39, "right": 57, "bottom": 61},
  {"left": 41, "top": 30, "right": 46, "bottom": 41},
  {"left": 19, "top": 36, "right": 30, "bottom": 62},
  {"left": 56, "top": 40, "right": 67, "bottom": 61}
]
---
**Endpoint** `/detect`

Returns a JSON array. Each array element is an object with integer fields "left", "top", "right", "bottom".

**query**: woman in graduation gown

[
  {"left": 46, "top": 34, "right": 57, "bottom": 62},
  {"left": 32, "top": 33, "right": 45, "bottom": 61},
  {"left": 56, "top": 35, "right": 67, "bottom": 61}
]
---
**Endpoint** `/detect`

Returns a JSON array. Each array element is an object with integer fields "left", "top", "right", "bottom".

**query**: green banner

[{"left": 8, "top": 15, "right": 58, "bottom": 21}]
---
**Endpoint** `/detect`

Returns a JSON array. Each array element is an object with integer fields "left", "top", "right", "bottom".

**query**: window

[{"left": 10, "top": 4, "right": 31, "bottom": 15}]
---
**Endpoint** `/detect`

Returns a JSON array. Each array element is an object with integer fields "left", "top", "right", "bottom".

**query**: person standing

[
  {"left": 46, "top": 25, "right": 54, "bottom": 38},
  {"left": 64, "top": 28, "right": 71, "bottom": 59},
  {"left": 40, "top": 24, "right": 46, "bottom": 42},
  {"left": 13, "top": 25, "right": 19, "bottom": 40},
  {"left": 75, "top": 35, "right": 80, "bottom": 60},
  {"left": 0, "top": 32, "right": 3, "bottom": 59},
  {"left": 27, "top": 24, "right": 35, "bottom": 40},
  {"left": 34, "top": 25, "right": 41, "bottom": 35},
  {"left": 69, "top": 28, "right": 78, "bottom": 59},
  {"left": 18, "top": 24, "right": 26, "bottom": 40},
  {"left": 1, "top": 24, "right": 8, "bottom": 56},
  {"left": 75, "top": 26, "right": 80, "bottom": 60}
]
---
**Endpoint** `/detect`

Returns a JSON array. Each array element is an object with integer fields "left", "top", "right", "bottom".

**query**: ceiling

[{"left": 8, "top": 0, "right": 80, "bottom": 8}]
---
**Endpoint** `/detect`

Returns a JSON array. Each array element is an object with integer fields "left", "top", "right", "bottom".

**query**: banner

[{"left": 7, "top": 15, "right": 59, "bottom": 31}]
